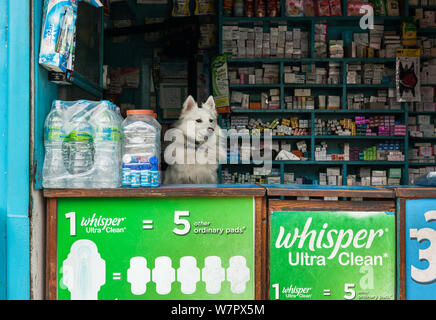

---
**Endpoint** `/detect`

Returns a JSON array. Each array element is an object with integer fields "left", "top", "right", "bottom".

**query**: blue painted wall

[
  {"left": 0, "top": 0, "right": 31, "bottom": 300},
  {"left": 0, "top": 0, "right": 8, "bottom": 301},
  {"left": 33, "top": 0, "right": 58, "bottom": 189}
]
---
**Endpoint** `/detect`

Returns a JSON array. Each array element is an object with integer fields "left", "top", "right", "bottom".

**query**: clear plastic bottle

[
  {"left": 43, "top": 100, "right": 68, "bottom": 188},
  {"left": 63, "top": 101, "right": 95, "bottom": 188},
  {"left": 90, "top": 101, "right": 121, "bottom": 188},
  {"left": 121, "top": 110, "right": 161, "bottom": 187}
]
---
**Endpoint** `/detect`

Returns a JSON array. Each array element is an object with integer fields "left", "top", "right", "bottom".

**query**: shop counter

[
  {"left": 392, "top": 186, "right": 436, "bottom": 300},
  {"left": 44, "top": 185, "right": 267, "bottom": 300},
  {"left": 265, "top": 185, "right": 397, "bottom": 301}
]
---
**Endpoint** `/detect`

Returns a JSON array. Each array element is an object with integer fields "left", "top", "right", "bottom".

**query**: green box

[
  {"left": 56, "top": 197, "right": 255, "bottom": 300},
  {"left": 388, "top": 168, "right": 402, "bottom": 178},
  {"left": 270, "top": 210, "right": 395, "bottom": 300}
]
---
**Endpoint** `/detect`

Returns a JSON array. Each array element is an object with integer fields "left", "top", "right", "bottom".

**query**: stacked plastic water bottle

[
  {"left": 121, "top": 110, "right": 161, "bottom": 188},
  {"left": 43, "top": 100, "right": 122, "bottom": 188}
]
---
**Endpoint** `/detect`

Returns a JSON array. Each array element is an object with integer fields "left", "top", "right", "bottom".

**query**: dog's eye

[
  {"left": 196, "top": 119, "right": 202, "bottom": 123},
  {"left": 209, "top": 119, "right": 214, "bottom": 123}
]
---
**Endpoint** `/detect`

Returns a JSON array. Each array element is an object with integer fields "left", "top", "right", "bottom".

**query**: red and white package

[
  {"left": 316, "top": 0, "right": 331, "bottom": 16},
  {"left": 329, "top": 0, "right": 342, "bottom": 16}
]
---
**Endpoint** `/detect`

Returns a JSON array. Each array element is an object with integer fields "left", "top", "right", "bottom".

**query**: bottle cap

[
  {"left": 149, "top": 156, "right": 159, "bottom": 170},
  {"left": 127, "top": 109, "right": 154, "bottom": 115}
]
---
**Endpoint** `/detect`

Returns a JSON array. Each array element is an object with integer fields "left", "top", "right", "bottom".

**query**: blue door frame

[{"left": 0, "top": 0, "right": 31, "bottom": 300}]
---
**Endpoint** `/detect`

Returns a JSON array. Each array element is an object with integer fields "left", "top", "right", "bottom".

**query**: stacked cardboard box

[
  {"left": 409, "top": 166, "right": 436, "bottom": 185},
  {"left": 409, "top": 142, "right": 436, "bottom": 163},
  {"left": 222, "top": 25, "right": 309, "bottom": 58},
  {"left": 347, "top": 89, "right": 399, "bottom": 110},
  {"left": 409, "top": 115, "right": 436, "bottom": 137},
  {"left": 319, "top": 167, "right": 342, "bottom": 186}
]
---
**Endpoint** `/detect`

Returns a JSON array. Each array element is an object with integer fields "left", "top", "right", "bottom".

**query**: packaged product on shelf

[
  {"left": 194, "top": 0, "right": 215, "bottom": 15},
  {"left": 346, "top": 2, "right": 372, "bottom": 16},
  {"left": 303, "top": 0, "right": 316, "bottom": 15},
  {"left": 385, "top": 0, "right": 399, "bottom": 16},
  {"left": 285, "top": 0, "right": 304, "bottom": 16},
  {"left": 39, "top": 0, "right": 78, "bottom": 73},
  {"left": 212, "top": 55, "right": 230, "bottom": 111},
  {"left": 245, "top": 0, "right": 255, "bottom": 17},
  {"left": 329, "top": 0, "right": 342, "bottom": 16},
  {"left": 396, "top": 48, "right": 421, "bottom": 102},
  {"left": 172, "top": 0, "right": 191, "bottom": 16},
  {"left": 316, "top": 0, "right": 331, "bottom": 16},
  {"left": 255, "top": 0, "right": 267, "bottom": 17},
  {"left": 233, "top": 0, "right": 245, "bottom": 16},
  {"left": 401, "top": 21, "right": 417, "bottom": 46},
  {"left": 121, "top": 110, "right": 161, "bottom": 188},
  {"left": 223, "top": 0, "right": 234, "bottom": 16},
  {"left": 369, "top": 0, "right": 387, "bottom": 16},
  {"left": 267, "top": 0, "right": 280, "bottom": 17},
  {"left": 43, "top": 100, "right": 122, "bottom": 189}
]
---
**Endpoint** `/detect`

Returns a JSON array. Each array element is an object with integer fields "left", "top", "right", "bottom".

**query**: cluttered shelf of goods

[{"left": 215, "top": 0, "right": 436, "bottom": 186}]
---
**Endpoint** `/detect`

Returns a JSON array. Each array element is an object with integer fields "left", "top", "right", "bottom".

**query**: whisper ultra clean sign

[
  {"left": 56, "top": 197, "right": 255, "bottom": 300},
  {"left": 270, "top": 211, "right": 395, "bottom": 300}
]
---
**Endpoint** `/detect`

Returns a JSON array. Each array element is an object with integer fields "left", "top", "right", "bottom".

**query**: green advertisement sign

[
  {"left": 269, "top": 211, "right": 395, "bottom": 300},
  {"left": 56, "top": 197, "right": 255, "bottom": 300}
]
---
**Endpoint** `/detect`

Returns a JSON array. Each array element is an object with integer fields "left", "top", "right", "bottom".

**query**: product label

[
  {"left": 57, "top": 197, "right": 255, "bottom": 300},
  {"left": 95, "top": 127, "right": 120, "bottom": 142},
  {"left": 46, "top": 126, "right": 66, "bottom": 142},
  {"left": 66, "top": 130, "right": 93, "bottom": 142},
  {"left": 270, "top": 211, "right": 395, "bottom": 300}
]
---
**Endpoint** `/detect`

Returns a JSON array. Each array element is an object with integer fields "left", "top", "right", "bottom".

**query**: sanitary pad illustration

[
  {"left": 127, "top": 257, "right": 151, "bottom": 295},
  {"left": 177, "top": 256, "right": 200, "bottom": 294},
  {"left": 152, "top": 257, "right": 176, "bottom": 295},
  {"left": 62, "top": 239, "right": 106, "bottom": 300},
  {"left": 226, "top": 256, "right": 250, "bottom": 294},
  {"left": 202, "top": 256, "right": 226, "bottom": 294}
]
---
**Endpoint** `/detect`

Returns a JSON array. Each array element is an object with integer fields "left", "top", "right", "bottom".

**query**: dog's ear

[
  {"left": 202, "top": 96, "right": 217, "bottom": 115},
  {"left": 182, "top": 95, "right": 197, "bottom": 114}
]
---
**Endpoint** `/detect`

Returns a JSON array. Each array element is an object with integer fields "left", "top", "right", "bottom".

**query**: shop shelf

[
  {"left": 229, "top": 84, "right": 281, "bottom": 88},
  {"left": 283, "top": 83, "right": 343, "bottom": 88},
  {"left": 315, "top": 135, "right": 405, "bottom": 140},
  {"left": 314, "top": 109, "right": 404, "bottom": 114},
  {"left": 409, "top": 136, "right": 436, "bottom": 140},
  {"left": 229, "top": 109, "right": 313, "bottom": 113},
  {"left": 346, "top": 83, "right": 396, "bottom": 88},
  {"left": 408, "top": 162, "right": 436, "bottom": 166},
  {"left": 222, "top": 16, "right": 402, "bottom": 23},
  {"left": 226, "top": 135, "right": 312, "bottom": 139},
  {"left": 72, "top": 72, "right": 103, "bottom": 99},
  {"left": 217, "top": 3, "right": 416, "bottom": 184}
]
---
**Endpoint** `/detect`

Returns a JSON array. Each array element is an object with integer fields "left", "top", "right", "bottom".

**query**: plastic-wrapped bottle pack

[{"left": 43, "top": 100, "right": 122, "bottom": 188}]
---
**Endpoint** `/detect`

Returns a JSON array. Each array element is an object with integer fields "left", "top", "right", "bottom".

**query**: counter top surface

[
  {"left": 43, "top": 184, "right": 266, "bottom": 198},
  {"left": 43, "top": 184, "right": 436, "bottom": 198}
]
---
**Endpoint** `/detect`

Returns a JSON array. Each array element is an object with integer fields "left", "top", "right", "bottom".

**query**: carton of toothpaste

[{"left": 39, "top": 0, "right": 102, "bottom": 73}]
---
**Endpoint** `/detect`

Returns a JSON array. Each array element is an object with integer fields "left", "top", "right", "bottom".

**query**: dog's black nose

[{"left": 208, "top": 127, "right": 215, "bottom": 132}]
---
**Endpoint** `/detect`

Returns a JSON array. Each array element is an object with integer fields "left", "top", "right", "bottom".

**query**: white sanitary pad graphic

[
  {"left": 127, "top": 257, "right": 151, "bottom": 295},
  {"left": 62, "top": 239, "right": 106, "bottom": 300},
  {"left": 227, "top": 256, "right": 250, "bottom": 294},
  {"left": 152, "top": 257, "right": 175, "bottom": 295},
  {"left": 202, "top": 256, "right": 226, "bottom": 294},
  {"left": 177, "top": 256, "right": 200, "bottom": 294}
]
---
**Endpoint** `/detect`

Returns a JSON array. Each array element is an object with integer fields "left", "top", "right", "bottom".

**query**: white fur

[{"left": 164, "top": 95, "right": 226, "bottom": 184}]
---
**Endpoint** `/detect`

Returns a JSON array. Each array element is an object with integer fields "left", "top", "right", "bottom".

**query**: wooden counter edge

[
  {"left": 392, "top": 187, "right": 436, "bottom": 198},
  {"left": 43, "top": 187, "right": 266, "bottom": 198},
  {"left": 266, "top": 188, "right": 395, "bottom": 198}
]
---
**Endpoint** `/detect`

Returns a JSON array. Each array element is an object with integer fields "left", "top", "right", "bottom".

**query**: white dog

[{"left": 163, "top": 95, "right": 226, "bottom": 184}]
